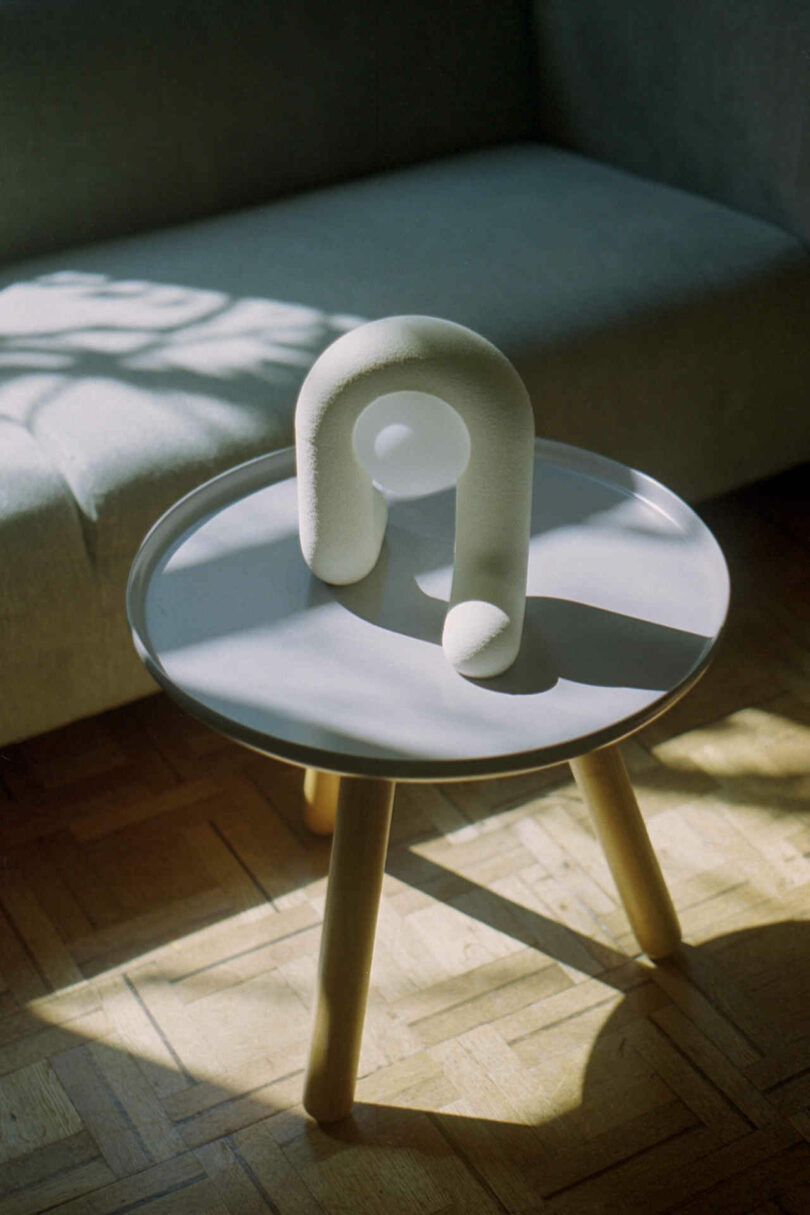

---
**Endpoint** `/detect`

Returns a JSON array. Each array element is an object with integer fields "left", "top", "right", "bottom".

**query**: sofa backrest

[
  {"left": 532, "top": 0, "right": 810, "bottom": 245},
  {"left": 0, "top": 0, "right": 536, "bottom": 266}
]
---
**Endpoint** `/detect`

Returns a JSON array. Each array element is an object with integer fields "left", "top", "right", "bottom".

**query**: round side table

[{"left": 127, "top": 439, "right": 729, "bottom": 1123}]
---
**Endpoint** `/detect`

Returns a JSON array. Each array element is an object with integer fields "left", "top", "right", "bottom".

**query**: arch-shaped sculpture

[{"left": 294, "top": 316, "right": 535, "bottom": 677}]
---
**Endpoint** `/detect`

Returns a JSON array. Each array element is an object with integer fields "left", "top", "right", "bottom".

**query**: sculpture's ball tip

[{"left": 442, "top": 601, "right": 520, "bottom": 678}]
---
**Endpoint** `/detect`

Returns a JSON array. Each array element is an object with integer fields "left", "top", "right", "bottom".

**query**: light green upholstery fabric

[
  {"left": 533, "top": 0, "right": 810, "bottom": 243},
  {"left": 2, "top": 144, "right": 808, "bottom": 746},
  {"left": 0, "top": 421, "right": 117, "bottom": 742},
  {"left": 0, "top": 0, "right": 534, "bottom": 264}
]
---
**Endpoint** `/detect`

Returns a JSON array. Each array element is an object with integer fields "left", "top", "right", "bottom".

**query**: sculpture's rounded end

[
  {"left": 300, "top": 485, "right": 388, "bottom": 585},
  {"left": 442, "top": 600, "right": 521, "bottom": 678}
]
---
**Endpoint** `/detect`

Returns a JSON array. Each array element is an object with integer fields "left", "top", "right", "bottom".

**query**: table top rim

[{"left": 127, "top": 440, "right": 730, "bottom": 781}]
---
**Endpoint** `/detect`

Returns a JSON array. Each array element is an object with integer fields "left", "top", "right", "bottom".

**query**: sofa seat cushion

[
  {"left": 1, "top": 142, "right": 809, "bottom": 744},
  {"left": 0, "top": 422, "right": 115, "bottom": 742},
  {"left": 0, "top": 275, "right": 353, "bottom": 575}
]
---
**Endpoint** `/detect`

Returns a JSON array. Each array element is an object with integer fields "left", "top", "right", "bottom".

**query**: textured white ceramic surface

[
  {"left": 294, "top": 316, "right": 535, "bottom": 677},
  {"left": 127, "top": 440, "right": 729, "bottom": 780}
]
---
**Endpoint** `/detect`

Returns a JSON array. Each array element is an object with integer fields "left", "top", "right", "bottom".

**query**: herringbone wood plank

[{"left": 0, "top": 465, "right": 808, "bottom": 1214}]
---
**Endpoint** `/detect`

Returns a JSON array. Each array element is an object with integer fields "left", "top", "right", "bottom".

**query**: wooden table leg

[
  {"left": 303, "top": 774, "right": 395, "bottom": 1122},
  {"left": 570, "top": 744, "right": 681, "bottom": 960},
  {"left": 302, "top": 768, "right": 340, "bottom": 835}
]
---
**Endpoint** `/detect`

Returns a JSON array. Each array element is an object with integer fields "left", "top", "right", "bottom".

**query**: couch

[{"left": 2, "top": 0, "right": 809, "bottom": 749}]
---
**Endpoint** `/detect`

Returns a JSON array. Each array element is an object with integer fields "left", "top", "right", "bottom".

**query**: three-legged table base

[{"left": 302, "top": 743, "right": 680, "bottom": 1123}]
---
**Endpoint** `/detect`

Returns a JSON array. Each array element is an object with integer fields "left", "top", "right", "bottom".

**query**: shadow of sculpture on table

[{"left": 336, "top": 524, "right": 711, "bottom": 698}]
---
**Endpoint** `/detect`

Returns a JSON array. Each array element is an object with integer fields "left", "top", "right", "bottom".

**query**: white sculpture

[{"left": 294, "top": 315, "right": 535, "bottom": 677}]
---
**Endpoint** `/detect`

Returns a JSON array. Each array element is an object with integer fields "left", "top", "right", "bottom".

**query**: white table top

[{"left": 127, "top": 440, "right": 729, "bottom": 780}]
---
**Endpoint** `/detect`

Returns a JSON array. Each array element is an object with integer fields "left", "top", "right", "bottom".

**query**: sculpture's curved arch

[{"left": 295, "top": 316, "right": 535, "bottom": 677}]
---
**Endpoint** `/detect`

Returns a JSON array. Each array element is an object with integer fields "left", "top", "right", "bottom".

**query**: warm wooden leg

[
  {"left": 302, "top": 768, "right": 340, "bottom": 835},
  {"left": 303, "top": 775, "right": 395, "bottom": 1122},
  {"left": 570, "top": 744, "right": 681, "bottom": 960}
]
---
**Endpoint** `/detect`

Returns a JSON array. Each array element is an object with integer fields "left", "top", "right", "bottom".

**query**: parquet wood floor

[{"left": 0, "top": 464, "right": 808, "bottom": 1214}]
